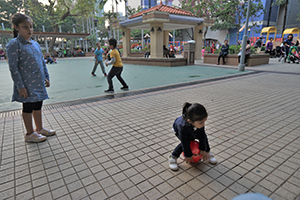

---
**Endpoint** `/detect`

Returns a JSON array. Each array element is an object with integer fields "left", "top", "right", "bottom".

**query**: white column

[
  {"left": 173, "top": 29, "right": 175, "bottom": 46},
  {"left": 42, "top": 25, "right": 49, "bottom": 53},
  {"left": 142, "top": 30, "right": 144, "bottom": 49},
  {"left": 117, "top": 29, "right": 120, "bottom": 45},
  {"left": 73, "top": 27, "right": 77, "bottom": 47},
  {"left": 59, "top": 26, "right": 64, "bottom": 49}
]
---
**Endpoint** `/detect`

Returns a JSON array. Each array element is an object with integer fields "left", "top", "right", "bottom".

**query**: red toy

[{"left": 182, "top": 141, "right": 203, "bottom": 162}]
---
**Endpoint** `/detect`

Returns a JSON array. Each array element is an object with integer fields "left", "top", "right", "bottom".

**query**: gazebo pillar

[
  {"left": 194, "top": 25, "right": 204, "bottom": 60},
  {"left": 163, "top": 31, "right": 169, "bottom": 47},
  {"left": 122, "top": 28, "right": 131, "bottom": 58},
  {"left": 150, "top": 23, "right": 164, "bottom": 58}
]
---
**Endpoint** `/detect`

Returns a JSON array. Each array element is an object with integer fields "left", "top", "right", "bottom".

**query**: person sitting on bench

[
  {"left": 217, "top": 40, "right": 229, "bottom": 65},
  {"left": 163, "top": 45, "right": 170, "bottom": 58}
]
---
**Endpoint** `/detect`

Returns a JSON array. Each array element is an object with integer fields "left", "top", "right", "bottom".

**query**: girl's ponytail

[
  {"left": 13, "top": 28, "right": 18, "bottom": 38},
  {"left": 182, "top": 102, "right": 192, "bottom": 120}
]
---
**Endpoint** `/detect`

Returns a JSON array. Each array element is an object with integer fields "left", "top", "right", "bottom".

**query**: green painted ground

[{"left": 0, "top": 58, "right": 246, "bottom": 112}]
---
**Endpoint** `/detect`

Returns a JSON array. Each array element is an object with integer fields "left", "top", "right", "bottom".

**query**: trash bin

[{"left": 183, "top": 41, "right": 195, "bottom": 64}]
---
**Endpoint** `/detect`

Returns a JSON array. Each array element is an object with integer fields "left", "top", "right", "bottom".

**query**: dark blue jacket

[
  {"left": 173, "top": 116, "right": 210, "bottom": 157},
  {"left": 220, "top": 44, "right": 229, "bottom": 55}
]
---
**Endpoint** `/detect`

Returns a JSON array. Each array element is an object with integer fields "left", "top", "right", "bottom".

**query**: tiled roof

[{"left": 129, "top": 1, "right": 196, "bottom": 19}]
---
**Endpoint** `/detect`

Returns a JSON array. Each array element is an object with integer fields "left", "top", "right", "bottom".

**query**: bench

[{"left": 203, "top": 53, "right": 270, "bottom": 66}]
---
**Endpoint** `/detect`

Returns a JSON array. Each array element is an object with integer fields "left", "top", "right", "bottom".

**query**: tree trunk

[
  {"left": 227, "top": 29, "right": 230, "bottom": 44},
  {"left": 49, "top": 25, "right": 58, "bottom": 50},
  {"left": 267, "top": 0, "right": 274, "bottom": 27},
  {"left": 281, "top": 0, "right": 288, "bottom": 42}
]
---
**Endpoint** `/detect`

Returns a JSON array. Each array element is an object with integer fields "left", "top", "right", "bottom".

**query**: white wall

[{"left": 205, "top": 28, "right": 228, "bottom": 43}]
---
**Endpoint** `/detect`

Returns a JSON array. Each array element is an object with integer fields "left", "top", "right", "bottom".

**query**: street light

[
  {"left": 72, "top": 24, "right": 77, "bottom": 47},
  {"left": 93, "top": 19, "right": 99, "bottom": 42},
  {"left": 238, "top": 0, "right": 251, "bottom": 71}
]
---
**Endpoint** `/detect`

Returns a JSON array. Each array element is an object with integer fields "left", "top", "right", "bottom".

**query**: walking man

[{"left": 91, "top": 43, "right": 106, "bottom": 76}]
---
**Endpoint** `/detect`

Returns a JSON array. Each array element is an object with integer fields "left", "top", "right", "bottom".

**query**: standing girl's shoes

[
  {"left": 25, "top": 132, "right": 47, "bottom": 142},
  {"left": 36, "top": 127, "right": 56, "bottom": 136}
]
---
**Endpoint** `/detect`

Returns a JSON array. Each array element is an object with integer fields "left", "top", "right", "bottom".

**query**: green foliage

[
  {"left": 211, "top": 0, "right": 265, "bottom": 31},
  {"left": 274, "top": 0, "right": 287, "bottom": 5},
  {"left": 229, "top": 45, "right": 241, "bottom": 54},
  {"left": 261, "top": 46, "right": 266, "bottom": 51},
  {"left": 87, "top": 34, "right": 97, "bottom": 45},
  {"left": 126, "top": 6, "right": 142, "bottom": 17},
  {"left": 0, "top": 0, "right": 23, "bottom": 28},
  {"left": 131, "top": 49, "right": 140, "bottom": 53},
  {"left": 179, "top": 0, "right": 220, "bottom": 18},
  {"left": 204, "top": 46, "right": 210, "bottom": 52}
]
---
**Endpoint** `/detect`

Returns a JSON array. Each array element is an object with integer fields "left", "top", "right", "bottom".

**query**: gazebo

[{"left": 112, "top": 1, "right": 214, "bottom": 65}]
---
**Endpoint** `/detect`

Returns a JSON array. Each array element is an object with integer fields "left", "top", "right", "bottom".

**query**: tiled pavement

[{"left": 1, "top": 63, "right": 300, "bottom": 199}]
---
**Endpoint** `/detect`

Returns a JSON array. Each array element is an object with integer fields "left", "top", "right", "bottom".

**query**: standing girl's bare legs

[
  {"left": 22, "top": 112, "right": 34, "bottom": 135},
  {"left": 33, "top": 110, "right": 43, "bottom": 131}
]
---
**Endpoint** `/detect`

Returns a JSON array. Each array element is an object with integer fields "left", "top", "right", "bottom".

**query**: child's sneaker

[
  {"left": 169, "top": 155, "right": 178, "bottom": 171},
  {"left": 25, "top": 132, "right": 47, "bottom": 142},
  {"left": 36, "top": 128, "right": 56, "bottom": 136},
  {"left": 104, "top": 89, "right": 114, "bottom": 93},
  {"left": 120, "top": 86, "right": 129, "bottom": 90},
  {"left": 208, "top": 152, "right": 217, "bottom": 164}
]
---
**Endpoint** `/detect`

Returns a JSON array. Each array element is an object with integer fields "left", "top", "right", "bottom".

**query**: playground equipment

[
  {"left": 282, "top": 28, "right": 299, "bottom": 42},
  {"left": 260, "top": 26, "right": 277, "bottom": 44}
]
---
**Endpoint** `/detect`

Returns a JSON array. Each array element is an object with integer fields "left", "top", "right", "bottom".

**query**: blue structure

[
  {"left": 141, "top": 0, "right": 172, "bottom": 10},
  {"left": 228, "top": 0, "right": 300, "bottom": 45}
]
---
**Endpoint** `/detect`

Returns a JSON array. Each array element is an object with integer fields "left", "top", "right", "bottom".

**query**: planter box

[
  {"left": 122, "top": 57, "right": 187, "bottom": 67},
  {"left": 131, "top": 51, "right": 146, "bottom": 57},
  {"left": 203, "top": 54, "right": 270, "bottom": 66}
]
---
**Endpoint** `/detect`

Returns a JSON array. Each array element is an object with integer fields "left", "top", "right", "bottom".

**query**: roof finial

[{"left": 160, "top": 0, "right": 163, "bottom": 4}]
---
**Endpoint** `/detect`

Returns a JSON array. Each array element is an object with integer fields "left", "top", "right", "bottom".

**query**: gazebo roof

[{"left": 129, "top": 1, "right": 196, "bottom": 19}]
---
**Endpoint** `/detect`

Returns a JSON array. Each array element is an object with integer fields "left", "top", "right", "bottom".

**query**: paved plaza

[{"left": 0, "top": 57, "right": 300, "bottom": 200}]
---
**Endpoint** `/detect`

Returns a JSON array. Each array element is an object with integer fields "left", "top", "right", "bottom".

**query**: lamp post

[
  {"left": 238, "top": 0, "right": 251, "bottom": 71},
  {"left": 93, "top": 19, "right": 99, "bottom": 42},
  {"left": 72, "top": 24, "right": 77, "bottom": 48}
]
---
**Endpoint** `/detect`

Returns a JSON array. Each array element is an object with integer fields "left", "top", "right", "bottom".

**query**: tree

[
  {"left": 210, "top": 0, "right": 264, "bottom": 45},
  {"left": 25, "top": 0, "right": 99, "bottom": 50},
  {"left": 0, "top": 0, "right": 23, "bottom": 29},
  {"left": 178, "top": 0, "right": 221, "bottom": 39},
  {"left": 126, "top": 6, "right": 142, "bottom": 18}
]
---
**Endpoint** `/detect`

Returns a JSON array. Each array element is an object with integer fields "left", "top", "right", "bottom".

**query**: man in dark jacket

[{"left": 217, "top": 40, "right": 229, "bottom": 65}]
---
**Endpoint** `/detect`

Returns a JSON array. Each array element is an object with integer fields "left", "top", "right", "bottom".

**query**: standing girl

[
  {"left": 6, "top": 13, "right": 55, "bottom": 142},
  {"left": 169, "top": 102, "right": 217, "bottom": 171}
]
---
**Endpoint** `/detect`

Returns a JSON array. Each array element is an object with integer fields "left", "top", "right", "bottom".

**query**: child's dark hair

[
  {"left": 108, "top": 38, "right": 117, "bottom": 48},
  {"left": 11, "top": 13, "right": 32, "bottom": 38},
  {"left": 182, "top": 102, "right": 208, "bottom": 122}
]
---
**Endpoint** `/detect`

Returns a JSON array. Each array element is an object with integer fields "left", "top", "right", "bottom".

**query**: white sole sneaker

[
  {"left": 25, "top": 132, "right": 47, "bottom": 142},
  {"left": 208, "top": 152, "right": 217, "bottom": 164},
  {"left": 36, "top": 128, "right": 56, "bottom": 136},
  {"left": 169, "top": 155, "right": 179, "bottom": 171}
]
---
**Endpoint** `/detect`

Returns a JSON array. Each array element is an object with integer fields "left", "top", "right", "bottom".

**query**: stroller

[{"left": 287, "top": 41, "right": 300, "bottom": 64}]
